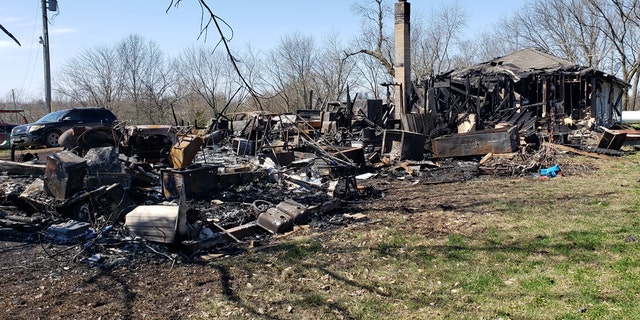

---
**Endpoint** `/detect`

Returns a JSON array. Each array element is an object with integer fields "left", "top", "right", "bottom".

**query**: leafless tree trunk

[
  {"left": 346, "top": 0, "right": 394, "bottom": 76},
  {"left": 140, "top": 53, "right": 178, "bottom": 124},
  {"left": 354, "top": 54, "right": 392, "bottom": 100},
  {"left": 117, "top": 34, "right": 163, "bottom": 122}
]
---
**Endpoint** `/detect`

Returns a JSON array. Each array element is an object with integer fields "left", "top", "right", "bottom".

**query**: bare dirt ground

[
  {"left": 0, "top": 180, "right": 430, "bottom": 319},
  {"left": 0, "top": 154, "right": 601, "bottom": 319}
]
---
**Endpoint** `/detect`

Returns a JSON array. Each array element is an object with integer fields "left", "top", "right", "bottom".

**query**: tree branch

[{"left": 0, "top": 24, "right": 20, "bottom": 46}]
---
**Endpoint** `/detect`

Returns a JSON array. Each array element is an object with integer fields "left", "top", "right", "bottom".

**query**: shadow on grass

[
  {"left": 192, "top": 226, "right": 637, "bottom": 319},
  {"left": 210, "top": 263, "right": 283, "bottom": 320}
]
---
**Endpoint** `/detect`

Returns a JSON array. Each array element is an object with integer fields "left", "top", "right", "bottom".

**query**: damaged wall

[{"left": 421, "top": 48, "right": 629, "bottom": 138}]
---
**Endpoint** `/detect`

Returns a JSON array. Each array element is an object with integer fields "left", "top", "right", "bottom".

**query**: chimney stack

[{"left": 393, "top": 0, "right": 411, "bottom": 120}]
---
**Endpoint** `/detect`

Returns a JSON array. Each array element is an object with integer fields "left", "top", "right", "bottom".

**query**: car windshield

[{"left": 35, "top": 110, "right": 67, "bottom": 123}]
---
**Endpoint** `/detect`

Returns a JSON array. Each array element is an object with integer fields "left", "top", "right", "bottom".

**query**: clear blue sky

[{"left": 0, "top": 0, "right": 523, "bottom": 101}]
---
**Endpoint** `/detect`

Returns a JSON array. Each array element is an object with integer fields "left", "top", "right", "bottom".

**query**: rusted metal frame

[
  {"left": 209, "top": 221, "right": 241, "bottom": 243},
  {"left": 431, "top": 126, "right": 519, "bottom": 158},
  {"left": 257, "top": 115, "right": 272, "bottom": 155},
  {"left": 298, "top": 117, "right": 358, "bottom": 167},
  {"left": 275, "top": 114, "right": 289, "bottom": 150},
  {"left": 238, "top": 116, "right": 254, "bottom": 140},
  {"left": 301, "top": 134, "right": 355, "bottom": 168},
  {"left": 295, "top": 113, "right": 321, "bottom": 138},
  {"left": 294, "top": 120, "right": 355, "bottom": 168}
]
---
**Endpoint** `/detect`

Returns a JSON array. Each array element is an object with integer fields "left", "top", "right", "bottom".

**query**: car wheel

[{"left": 44, "top": 130, "right": 61, "bottom": 148}]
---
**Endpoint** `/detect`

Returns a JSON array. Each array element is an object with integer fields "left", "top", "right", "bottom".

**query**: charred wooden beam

[{"left": 0, "top": 160, "right": 46, "bottom": 176}]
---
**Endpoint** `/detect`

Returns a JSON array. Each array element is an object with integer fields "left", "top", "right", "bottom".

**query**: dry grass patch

[{"left": 196, "top": 152, "right": 640, "bottom": 319}]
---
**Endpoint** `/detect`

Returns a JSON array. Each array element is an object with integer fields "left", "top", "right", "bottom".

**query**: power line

[{"left": 19, "top": 0, "right": 42, "bottom": 98}]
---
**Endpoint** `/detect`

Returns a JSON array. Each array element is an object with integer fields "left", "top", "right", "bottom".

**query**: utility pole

[{"left": 41, "top": 0, "right": 57, "bottom": 113}]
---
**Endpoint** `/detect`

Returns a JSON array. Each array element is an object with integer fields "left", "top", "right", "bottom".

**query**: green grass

[{"left": 195, "top": 152, "right": 640, "bottom": 319}]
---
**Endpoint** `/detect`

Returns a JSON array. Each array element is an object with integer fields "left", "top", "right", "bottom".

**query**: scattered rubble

[{"left": 1, "top": 48, "right": 637, "bottom": 268}]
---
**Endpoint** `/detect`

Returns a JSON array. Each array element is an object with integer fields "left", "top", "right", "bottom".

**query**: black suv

[{"left": 11, "top": 107, "right": 117, "bottom": 148}]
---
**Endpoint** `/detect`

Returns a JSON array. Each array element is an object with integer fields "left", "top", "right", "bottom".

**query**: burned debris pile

[
  {"left": 0, "top": 109, "right": 388, "bottom": 264},
  {"left": 0, "top": 47, "right": 636, "bottom": 265}
]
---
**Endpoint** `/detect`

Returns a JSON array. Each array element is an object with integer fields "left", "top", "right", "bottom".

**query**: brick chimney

[{"left": 394, "top": 0, "right": 410, "bottom": 119}]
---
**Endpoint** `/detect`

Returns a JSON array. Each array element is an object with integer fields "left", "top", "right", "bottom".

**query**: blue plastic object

[{"left": 540, "top": 164, "right": 561, "bottom": 177}]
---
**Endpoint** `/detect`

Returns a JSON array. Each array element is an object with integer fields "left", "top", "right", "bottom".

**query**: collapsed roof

[
  {"left": 449, "top": 47, "right": 627, "bottom": 86},
  {"left": 423, "top": 48, "right": 630, "bottom": 138}
]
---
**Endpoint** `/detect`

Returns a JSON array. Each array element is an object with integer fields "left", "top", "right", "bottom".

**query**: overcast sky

[{"left": 0, "top": 0, "right": 523, "bottom": 101}]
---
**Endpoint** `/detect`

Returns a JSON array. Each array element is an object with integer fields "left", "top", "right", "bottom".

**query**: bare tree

[
  {"left": 411, "top": 2, "right": 467, "bottom": 80},
  {"left": 313, "top": 31, "right": 358, "bottom": 107},
  {"left": 55, "top": 45, "right": 123, "bottom": 109},
  {"left": 116, "top": 34, "right": 173, "bottom": 122},
  {"left": 496, "top": 0, "right": 610, "bottom": 69},
  {"left": 353, "top": 53, "right": 392, "bottom": 100},
  {"left": 56, "top": 35, "right": 175, "bottom": 123},
  {"left": 176, "top": 46, "right": 240, "bottom": 117},
  {"left": 347, "top": 0, "right": 394, "bottom": 76},
  {"left": 471, "top": 25, "right": 521, "bottom": 63},
  {"left": 262, "top": 32, "right": 317, "bottom": 112},
  {"left": 139, "top": 51, "right": 178, "bottom": 124},
  {"left": 586, "top": 0, "right": 640, "bottom": 109},
  {"left": 169, "top": 0, "right": 265, "bottom": 112}
]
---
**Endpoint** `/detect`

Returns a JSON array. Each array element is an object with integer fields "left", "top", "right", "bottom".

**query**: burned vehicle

[
  {"left": 10, "top": 107, "right": 117, "bottom": 148},
  {"left": 116, "top": 124, "right": 178, "bottom": 163},
  {"left": 57, "top": 123, "right": 179, "bottom": 164}
]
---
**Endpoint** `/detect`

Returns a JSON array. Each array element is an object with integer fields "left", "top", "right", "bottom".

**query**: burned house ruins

[
  {"left": 422, "top": 48, "right": 629, "bottom": 145},
  {"left": 0, "top": 1, "right": 635, "bottom": 265}
]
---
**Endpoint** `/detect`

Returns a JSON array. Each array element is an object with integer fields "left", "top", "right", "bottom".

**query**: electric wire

[{"left": 19, "top": 0, "right": 42, "bottom": 96}]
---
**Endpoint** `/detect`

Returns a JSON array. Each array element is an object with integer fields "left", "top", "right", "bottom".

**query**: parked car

[{"left": 11, "top": 107, "right": 117, "bottom": 148}]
